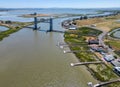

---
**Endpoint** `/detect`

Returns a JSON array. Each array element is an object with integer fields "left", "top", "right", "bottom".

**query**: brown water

[{"left": 0, "top": 24, "right": 97, "bottom": 87}]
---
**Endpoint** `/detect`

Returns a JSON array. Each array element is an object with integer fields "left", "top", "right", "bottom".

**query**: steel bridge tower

[
  {"left": 34, "top": 12, "right": 38, "bottom": 30},
  {"left": 33, "top": 13, "right": 53, "bottom": 32},
  {"left": 49, "top": 17, "right": 53, "bottom": 32}
]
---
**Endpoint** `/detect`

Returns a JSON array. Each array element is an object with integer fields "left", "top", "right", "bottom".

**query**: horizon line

[{"left": 0, "top": 7, "right": 120, "bottom": 9}]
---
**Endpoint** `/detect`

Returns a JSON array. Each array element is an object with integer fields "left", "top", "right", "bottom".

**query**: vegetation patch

[
  {"left": 0, "top": 22, "right": 33, "bottom": 41},
  {"left": 105, "top": 40, "right": 120, "bottom": 57},
  {"left": 64, "top": 27, "right": 120, "bottom": 87},
  {"left": 74, "top": 14, "right": 120, "bottom": 32}
]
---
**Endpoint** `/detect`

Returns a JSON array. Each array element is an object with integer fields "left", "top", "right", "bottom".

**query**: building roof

[
  {"left": 104, "top": 54, "right": 115, "bottom": 62},
  {"left": 111, "top": 59, "right": 120, "bottom": 67},
  {"left": 68, "top": 25, "right": 77, "bottom": 30},
  {"left": 88, "top": 40, "right": 99, "bottom": 45}
]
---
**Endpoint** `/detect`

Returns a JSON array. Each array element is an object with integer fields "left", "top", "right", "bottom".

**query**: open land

[
  {"left": 64, "top": 14, "right": 120, "bottom": 87},
  {"left": 0, "top": 12, "right": 120, "bottom": 86},
  {"left": 74, "top": 14, "right": 120, "bottom": 32}
]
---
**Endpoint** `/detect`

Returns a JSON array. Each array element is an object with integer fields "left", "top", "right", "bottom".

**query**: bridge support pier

[
  {"left": 49, "top": 18, "right": 53, "bottom": 32},
  {"left": 34, "top": 13, "right": 38, "bottom": 30},
  {"left": 34, "top": 17, "right": 38, "bottom": 30}
]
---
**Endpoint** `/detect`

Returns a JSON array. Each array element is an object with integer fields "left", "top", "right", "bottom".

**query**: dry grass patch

[
  {"left": 96, "top": 21, "right": 120, "bottom": 32},
  {"left": 105, "top": 15, "right": 120, "bottom": 20},
  {"left": 75, "top": 18, "right": 105, "bottom": 26},
  {"left": 75, "top": 14, "right": 120, "bottom": 32},
  {"left": 106, "top": 40, "right": 120, "bottom": 51},
  {"left": 84, "top": 36, "right": 96, "bottom": 42}
]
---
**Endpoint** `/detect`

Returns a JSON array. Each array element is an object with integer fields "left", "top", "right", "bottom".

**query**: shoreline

[
  {"left": 0, "top": 10, "right": 119, "bottom": 85},
  {"left": 63, "top": 26, "right": 120, "bottom": 87},
  {"left": 108, "top": 28, "right": 120, "bottom": 39},
  {"left": 0, "top": 21, "right": 33, "bottom": 41}
]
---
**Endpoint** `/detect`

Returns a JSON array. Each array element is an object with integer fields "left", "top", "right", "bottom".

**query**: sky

[{"left": 0, "top": 0, "right": 120, "bottom": 8}]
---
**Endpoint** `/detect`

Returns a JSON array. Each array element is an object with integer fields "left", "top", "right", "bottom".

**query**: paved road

[{"left": 88, "top": 26, "right": 119, "bottom": 57}]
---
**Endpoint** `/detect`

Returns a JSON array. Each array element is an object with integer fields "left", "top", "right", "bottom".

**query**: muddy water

[{"left": 0, "top": 18, "right": 97, "bottom": 87}]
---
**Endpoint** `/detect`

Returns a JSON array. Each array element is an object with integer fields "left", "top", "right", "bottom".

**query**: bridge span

[{"left": 26, "top": 12, "right": 65, "bottom": 33}]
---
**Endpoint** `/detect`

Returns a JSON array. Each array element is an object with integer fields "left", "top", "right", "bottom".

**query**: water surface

[
  {"left": 0, "top": 26, "right": 9, "bottom": 31},
  {"left": 0, "top": 8, "right": 101, "bottom": 87},
  {"left": 113, "top": 30, "right": 120, "bottom": 38}
]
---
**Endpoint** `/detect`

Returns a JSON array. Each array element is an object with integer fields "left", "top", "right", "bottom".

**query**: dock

[
  {"left": 63, "top": 50, "right": 91, "bottom": 53},
  {"left": 71, "top": 61, "right": 104, "bottom": 66},
  {"left": 88, "top": 79, "right": 120, "bottom": 87}
]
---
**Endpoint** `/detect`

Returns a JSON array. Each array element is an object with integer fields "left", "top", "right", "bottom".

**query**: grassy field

[
  {"left": 74, "top": 14, "right": 120, "bottom": 32},
  {"left": 74, "top": 18, "right": 105, "bottom": 26},
  {"left": 64, "top": 27, "right": 120, "bottom": 87},
  {"left": 0, "top": 22, "right": 33, "bottom": 41},
  {"left": 96, "top": 21, "right": 120, "bottom": 32},
  {"left": 105, "top": 39, "right": 120, "bottom": 57}
]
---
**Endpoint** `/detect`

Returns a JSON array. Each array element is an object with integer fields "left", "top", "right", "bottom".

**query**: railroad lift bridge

[
  {"left": 31, "top": 13, "right": 120, "bottom": 87},
  {"left": 30, "top": 12, "right": 64, "bottom": 33}
]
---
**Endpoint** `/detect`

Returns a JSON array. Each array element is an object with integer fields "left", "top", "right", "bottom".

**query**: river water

[
  {"left": 0, "top": 26, "right": 9, "bottom": 31},
  {"left": 113, "top": 30, "right": 120, "bottom": 38},
  {"left": 0, "top": 9, "right": 102, "bottom": 87}
]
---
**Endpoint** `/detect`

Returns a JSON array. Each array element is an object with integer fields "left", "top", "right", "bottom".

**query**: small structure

[
  {"left": 5, "top": 20, "right": 12, "bottom": 24},
  {"left": 0, "top": 20, "right": 4, "bottom": 23},
  {"left": 69, "top": 26, "right": 77, "bottom": 30},
  {"left": 91, "top": 24, "right": 96, "bottom": 27},
  {"left": 0, "top": 20, "right": 12, "bottom": 24},
  {"left": 88, "top": 39, "right": 99, "bottom": 45},
  {"left": 90, "top": 44, "right": 107, "bottom": 53}
]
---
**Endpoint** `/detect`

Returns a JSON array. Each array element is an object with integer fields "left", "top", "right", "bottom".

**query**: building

[
  {"left": 5, "top": 20, "right": 12, "bottom": 24},
  {"left": 88, "top": 39, "right": 99, "bottom": 45},
  {"left": 0, "top": 20, "right": 12, "bottom": 24},
  {"left": 68, "top": 25, "right": 77, "bottom": 30},
  {"left": 0, "top": 20, "right": 4, "bottom": 23}
]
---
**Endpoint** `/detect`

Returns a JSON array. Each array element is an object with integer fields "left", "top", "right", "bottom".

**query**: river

[
  {"left": 0, "top": 26, "right": 9, "bottom": 31},
  {"left": 0, "top": 28, "right": 97, "bottom": 87},
  {"left": 113, "top": 30, "right": 120, "bottom": 38},
  {"left": 0, "top": 9, "right": 100, "bottom": 87}
]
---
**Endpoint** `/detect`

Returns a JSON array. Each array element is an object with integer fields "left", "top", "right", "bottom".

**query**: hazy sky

[{"left": 0, "top": 0, "right": 120, "bottom": 8}]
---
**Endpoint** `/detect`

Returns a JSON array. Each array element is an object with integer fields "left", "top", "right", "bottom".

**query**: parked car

[
  {"left": 104, "top": 54, "right": 115, "bottom": 62},
  {"left": 111, "top": 59, "right": 120, "bottom": 67},
  {"left": 113, "top": 67, "right": 120, "bottom": 76}
]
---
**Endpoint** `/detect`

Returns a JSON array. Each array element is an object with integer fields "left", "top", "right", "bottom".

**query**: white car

[{"left": 113, "top": 67, "right": 120, "bottom": 76}]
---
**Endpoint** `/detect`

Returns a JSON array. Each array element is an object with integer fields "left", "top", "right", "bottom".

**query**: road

[{"left": 88, "top": 26, "right": 118, "bottom": 57}]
